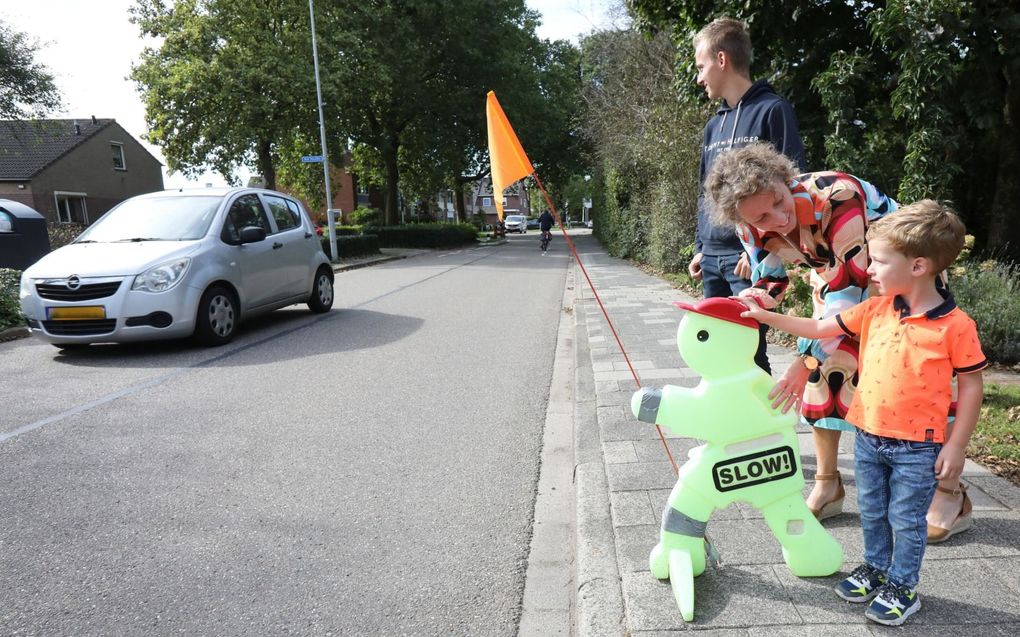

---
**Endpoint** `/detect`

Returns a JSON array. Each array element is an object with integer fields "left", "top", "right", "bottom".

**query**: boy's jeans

[{"left": 855, "top": 429, "right": 941, "bottom": 589}]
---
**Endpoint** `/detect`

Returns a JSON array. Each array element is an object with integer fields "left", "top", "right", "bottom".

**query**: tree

[
  {"left": 0, "top": 19, "right": 60, "bottom": 119},
  {"left": 314, "top": 1, "right": 587, "bottom": 225},
  {"left": 131, "top": 0, "right": 320, "bottom": 189}
]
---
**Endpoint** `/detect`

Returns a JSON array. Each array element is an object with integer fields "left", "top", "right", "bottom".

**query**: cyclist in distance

[{"left": 538, "top": 210, "right": 555, "bottom": 252}]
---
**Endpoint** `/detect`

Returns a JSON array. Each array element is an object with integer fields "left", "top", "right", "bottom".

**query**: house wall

[
  {"left": 29, "top": 122, "right": 163, "bottom": 224},
  {"left": 0, "top": 183, "right": 35, "bottom": 208}
]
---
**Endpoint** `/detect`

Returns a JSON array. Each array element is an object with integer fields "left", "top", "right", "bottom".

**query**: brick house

[
  {"left": 0, "top": 118, "right": 164, "bottom": 225},
  {"left": 471, "top": 175, "right": 531, "bottom": 226}
]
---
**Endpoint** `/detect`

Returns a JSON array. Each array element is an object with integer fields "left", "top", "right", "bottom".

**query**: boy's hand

[
  {"left": 733, "top": 296, "right": 770, "bottom": 323},
  {"left": 934, "top": 443, "right": 967, "bottom": 481}
]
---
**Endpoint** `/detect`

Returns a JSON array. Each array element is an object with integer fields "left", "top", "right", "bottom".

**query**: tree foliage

[
  {"left": 0, "top": 19, "right": 60, "bottom": 119},
  {"left": 131, "top": 0, "right": 320, "bottom": 189},
  {"left": 628, "top": 0, "right": 1020, "bottom": 258},
  {"left": 578, "top": 28, "right": 705, "bottom": 271}
]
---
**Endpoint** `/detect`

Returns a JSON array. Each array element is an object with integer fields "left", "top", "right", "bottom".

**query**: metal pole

[{"left": 309, "top": 0, "right": 337, "bottom": 261}]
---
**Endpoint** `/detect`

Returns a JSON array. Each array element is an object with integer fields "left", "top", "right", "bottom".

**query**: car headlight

[{"left": 132, "top": 258, "right": 191, "bottom": 293}]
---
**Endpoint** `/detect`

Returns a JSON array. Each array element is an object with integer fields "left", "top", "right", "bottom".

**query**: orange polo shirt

[{"left": 835, "top": 293, "right": 987, "bottom": 443}]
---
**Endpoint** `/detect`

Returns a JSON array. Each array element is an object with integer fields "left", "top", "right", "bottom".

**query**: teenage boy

[
  {"left": 689, "top": 17, "right": 805, "bottom": 374},
  {"left": 737, "top": 200, "right": 986, "bottom": 626}
]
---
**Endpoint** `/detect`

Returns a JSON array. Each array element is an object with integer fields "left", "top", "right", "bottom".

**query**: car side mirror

[{"left": 239, "top": 226, "right": 266, "bottom": 244}]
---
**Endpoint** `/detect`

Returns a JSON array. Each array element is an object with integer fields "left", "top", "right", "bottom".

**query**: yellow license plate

[{"left": 47, "top": 306, "right": 106, "bottom": 320}]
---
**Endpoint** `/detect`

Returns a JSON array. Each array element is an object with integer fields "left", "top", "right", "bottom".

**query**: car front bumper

[{"left": 19, "top": 275, "right": 202, "bottom": 344}]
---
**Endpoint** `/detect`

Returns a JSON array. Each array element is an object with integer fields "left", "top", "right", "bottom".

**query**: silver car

[
  {"left": 19, "top": 188, "right": 334, "bottom": 348},
  {"left": 504, "top": 214, "right": 528, "bottom": 233}
]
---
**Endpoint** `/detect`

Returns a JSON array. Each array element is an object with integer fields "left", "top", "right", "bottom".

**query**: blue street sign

[{"left": 301, "top": 155, "right": 324, "bottom": 163}]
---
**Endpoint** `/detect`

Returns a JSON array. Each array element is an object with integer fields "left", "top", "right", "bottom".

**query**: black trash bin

[{"left": 0, "top": 199, "right": 51, "bottom": 270}]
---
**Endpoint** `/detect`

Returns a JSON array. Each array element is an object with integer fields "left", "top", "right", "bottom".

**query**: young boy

[{"left": 737, "top": 200, "right": 986, "bottom": 626}]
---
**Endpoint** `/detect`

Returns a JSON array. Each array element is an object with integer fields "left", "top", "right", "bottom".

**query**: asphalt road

[{"left": 0, "top": 233, "right": 572, "bottom": 635}]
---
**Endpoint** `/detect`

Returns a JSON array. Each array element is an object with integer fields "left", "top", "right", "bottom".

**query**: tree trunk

[
  {"left": 986, "top": 66, "right": 1020, "bottom": 258},
  {"left": 258, "top": 140, "right": 275, "bottom": 191},
  {"left": 453, "top": 181, "right": 466, "bottom": 222},
  {"left": 382, "top": 142, "right": 400, "bottom": 225}
]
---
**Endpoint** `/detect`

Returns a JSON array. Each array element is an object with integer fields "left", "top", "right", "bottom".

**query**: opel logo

[{"left": 66, "top": 275, "right": 81, "bottom": 290}]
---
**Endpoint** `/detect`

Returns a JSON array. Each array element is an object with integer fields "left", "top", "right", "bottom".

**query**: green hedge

[
  {"left": 0, "top": 268, "right": 24, "bottom": 330},
  {"left": 320, "top": 234, "right": 382, "bottom": 258},
  {"left": 366, "top": 223, "right": 478, "bottom": 248},
  {"left": 952, "top": 260, "right": 1020, "bottom": 365}
]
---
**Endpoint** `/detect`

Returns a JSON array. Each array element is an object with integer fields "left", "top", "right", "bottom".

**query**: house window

[
  {"left": 55, "top": 192, "right": 89, "bottom": 224},
  {"left": 483, "top": 197, "right": 492, "bottom": 207},
  {"left": 111, "top": 143, "right": 126, "bottom": 170}
]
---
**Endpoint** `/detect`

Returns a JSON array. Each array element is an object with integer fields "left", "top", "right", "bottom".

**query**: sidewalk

[
  {"left": 569, "top": 234, "right": 1020, "bottom": 635},
  {"left": 331, "top": 247, "right": 433, "bottom": 272}
]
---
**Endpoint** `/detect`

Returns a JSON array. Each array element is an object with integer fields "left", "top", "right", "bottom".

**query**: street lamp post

[{"left": 308, "top": 0, "right": 337, "bottom": 261}]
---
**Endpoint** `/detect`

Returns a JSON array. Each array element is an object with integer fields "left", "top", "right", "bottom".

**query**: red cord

[{"left": 532, "top": 174, "right": 678, "bottom": 476}]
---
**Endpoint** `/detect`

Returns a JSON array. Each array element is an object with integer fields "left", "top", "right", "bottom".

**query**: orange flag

[{"left": 486, "top": 91, "right": 534, "bottom": 220}]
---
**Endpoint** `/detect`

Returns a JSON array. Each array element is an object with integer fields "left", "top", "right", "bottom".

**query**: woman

[{"left": 704, "top": 143, "right": 970, "bottom": 542}]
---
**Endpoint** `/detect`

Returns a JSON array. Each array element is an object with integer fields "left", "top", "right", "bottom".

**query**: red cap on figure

[{"left": 674, "top": 297, "right": 760, "bottom": 330}]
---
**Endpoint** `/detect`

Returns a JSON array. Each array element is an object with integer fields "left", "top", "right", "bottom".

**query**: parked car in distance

[
  {"left": 527, "top": 218, "right": 540, "bottom": 230},
  {"left": 504, "top": 214, "right": 528, "bottom": 233},
  {"left": 19, "top": 187, "right": 334, "bottom": 349},
  {"left": 586, "top": 219, "right": 593, "bottom": 229}
]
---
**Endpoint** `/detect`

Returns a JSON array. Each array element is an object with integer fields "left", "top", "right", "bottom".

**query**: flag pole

[{"left": 531, "top": 173, "right": 678, "bottom": 475}]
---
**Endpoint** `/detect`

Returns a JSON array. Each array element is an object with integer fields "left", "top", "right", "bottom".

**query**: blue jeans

[
  {"left": 855, "top": 430, "right": 941, "bottom": 589},
  {"left": 701, "top": 253, "right": 770, "bottom": 374}
]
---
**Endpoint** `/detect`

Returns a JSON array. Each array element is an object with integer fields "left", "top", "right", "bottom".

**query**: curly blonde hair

[
  {"left": 704, "top": 143, "right": 799, "bottom": 226},
  {"left": 867, "top": 199, "right": 966, "bottom": 273}
]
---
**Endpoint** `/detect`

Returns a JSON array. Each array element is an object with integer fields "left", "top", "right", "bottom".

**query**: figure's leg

[
  {"left": 651, "top": 482, "right": 714, "bottom": 579},
  {"left": 651, "top": 482, "right": 714, "bottom": 622},
  {"left": 760, "top": 491, "right": 843, "bottom": 576}
]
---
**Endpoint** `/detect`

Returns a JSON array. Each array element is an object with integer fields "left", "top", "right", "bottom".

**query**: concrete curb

[
  {"left": 573, "top": 263, "right": 626, "bottom": 637},
  {"left": 332, "top": 254, "right": 407, "bottom": 272},
  {"left": 0, "top": 325, "right": 29, "bottom": 342}
]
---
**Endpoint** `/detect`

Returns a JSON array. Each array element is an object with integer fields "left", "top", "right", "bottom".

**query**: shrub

[
  {"left": 951, "top": 259, "right": 1020, "bottom": 364},
  {"left": 350, "top": 206, "right": 382, "bottom": 226},
  {"left": 370, "top": 223, "right": 478, "bottom": 248},
  {"left": 0, "top": 268, "right": 24, "bottom": 330},
  {"left": 47, "top": 223, "right": 86, "bottom": 250},
  {"left": 320, "top": 234, "right": 382, "bottom": 259}
]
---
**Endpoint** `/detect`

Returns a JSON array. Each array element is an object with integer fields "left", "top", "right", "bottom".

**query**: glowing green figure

[{"left": 631, "top": 298, "right": 843, "bottom": 622}]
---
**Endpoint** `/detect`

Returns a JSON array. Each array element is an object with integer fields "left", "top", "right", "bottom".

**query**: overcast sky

[{"left": 5, "top": 0, "right": 618, "bottom": 189}]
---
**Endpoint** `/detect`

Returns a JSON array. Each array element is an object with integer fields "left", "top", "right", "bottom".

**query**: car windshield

[
  {"left": 506, "top": 215, "right": 525, "bottom": 223},
  {"left": 76, "top": 196, "right": 222, "bottom": 243}
]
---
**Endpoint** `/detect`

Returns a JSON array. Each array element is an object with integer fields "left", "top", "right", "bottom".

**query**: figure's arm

[
  {"left": 737, "top": 299, "right": 843, "bottom": 340},
  {"left": 632, "top": 387, "right": 662, "bottom": 423},
  {"left": 935, "top": 371, "right": 983, "bottom": 481}
]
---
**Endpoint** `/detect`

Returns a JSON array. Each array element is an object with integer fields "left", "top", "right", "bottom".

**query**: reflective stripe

[
  {"left": 662, "top": 507, "right": 707, "bottom": 538},
  {"left": 637, "top": 388, "right": 661, "bottom": 423}
]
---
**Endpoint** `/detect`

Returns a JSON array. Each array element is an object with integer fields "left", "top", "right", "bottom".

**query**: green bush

[
  {"left": 370, "top": 223, "right": 478, "bottom": 248},
  {"left": 321, "top": 234, "right": 382, "bottom": 258},
  {"left": 350, "top": 206, "right": 382, "bottom": 226},
  {"left": 951, "top": 259, "right": 1020, "bottom": 364},
  {"left": 47, "top": 223, "right": 86, "bottom": 250},
  {"left": 0, "top": 268, "right": 24, "bottom": 330}
]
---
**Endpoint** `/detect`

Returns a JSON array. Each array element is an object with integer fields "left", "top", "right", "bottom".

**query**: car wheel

[
  {"left": 307, "top": 267, "right": 334, "bottom": 313},
  {"left": 194, "top": 285, "right": 238, "bottom": 346}
]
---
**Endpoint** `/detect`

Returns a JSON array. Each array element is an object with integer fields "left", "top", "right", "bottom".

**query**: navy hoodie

[{"left": 695, "top": 79, "right": 805, "bottom": 255}]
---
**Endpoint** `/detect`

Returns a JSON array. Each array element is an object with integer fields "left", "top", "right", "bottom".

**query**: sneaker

[
  {"left": 865, "top": 582, "right": 921, "bottom": 626},
  {"left": 834, "top": 564, "right": 887, "bottom": 603}
]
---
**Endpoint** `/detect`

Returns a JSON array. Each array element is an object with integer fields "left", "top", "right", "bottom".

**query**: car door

[
  {"left": 261, "top": 193, "right": 314, "bottom": 298},
  {"left": 220, "top": 193, "right": 281, "bottom": 309}
]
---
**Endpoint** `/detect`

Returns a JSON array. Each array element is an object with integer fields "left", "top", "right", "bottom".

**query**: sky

[{"left": 4, "top": 0, "right": 620, "bottom": 190}]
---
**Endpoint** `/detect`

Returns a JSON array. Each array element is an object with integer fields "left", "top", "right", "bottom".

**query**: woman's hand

[
  {"left": 734, "top": 252, "right": 752, "bottom": 280},
  {"left": 768, "top": 357, "right": 812, "bottom": 414}
]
